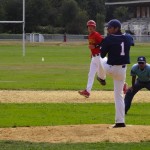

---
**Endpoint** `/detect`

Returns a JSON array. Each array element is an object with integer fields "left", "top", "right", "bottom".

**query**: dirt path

[
  {"left": 0, "top": 124, "right": 150, "bottom": 143},
  {"left": 0, "top": 90, "right": 150, "bottom": 103},
  {"left": 0, "top": 90, "right": 150, "bottom": 143}
]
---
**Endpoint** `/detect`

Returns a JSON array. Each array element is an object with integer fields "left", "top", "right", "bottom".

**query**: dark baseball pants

[{"left": 124, "top": 80, "right": 150, "bottom": 114}]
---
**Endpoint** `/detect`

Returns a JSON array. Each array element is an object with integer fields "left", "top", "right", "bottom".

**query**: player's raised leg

[{"left": 97, "top": 56, "right": 107, "bottom": 85}]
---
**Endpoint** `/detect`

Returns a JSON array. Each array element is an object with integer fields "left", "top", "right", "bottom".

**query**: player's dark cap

[
  {"left": 137, "top": 56, "right": 146, "bottom": 63},
  {"left": 106, "top": 19, "right": 121, "bottom": 29}
]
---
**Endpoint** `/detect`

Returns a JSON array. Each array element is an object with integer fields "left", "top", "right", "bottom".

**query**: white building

[{"left": 105, "top": 0, "right": 150, "bottom": 36}]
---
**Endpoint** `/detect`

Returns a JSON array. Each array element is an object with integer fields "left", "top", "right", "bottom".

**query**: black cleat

[
  {"left": 97, "top": 76, "right": 106, "bottom": 86},
  {"left": 112, "top": 123, "right": 126, "bottom": 128}
]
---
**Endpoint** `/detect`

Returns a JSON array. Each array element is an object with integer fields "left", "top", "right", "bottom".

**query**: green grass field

[
  {"left": 0, "top": 42, "right": 150, "bottom": 149},
  {"left": 0, "top": 141, "right": 150, "bottom": 150},
  {"left": 0, "top": 103, "right": 150, "bottom": 128},
  {"left": 0, "top": 42, "right": 150, "bottom": 90}
]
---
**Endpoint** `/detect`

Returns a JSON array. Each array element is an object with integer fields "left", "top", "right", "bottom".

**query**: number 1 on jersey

[{"left": 120, "top": 42, "right": 125, "bottom": 56}]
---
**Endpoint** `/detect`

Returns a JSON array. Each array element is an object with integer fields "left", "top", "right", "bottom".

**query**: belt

[
  {"left": 109, "top": 64, "right": 126, "bottom": 68},
  {"left": 92, "top": 53, "right": 100, "bottom": 57},
  {"left": 122, "top": 65, "right": 126, "bottom": 68}
]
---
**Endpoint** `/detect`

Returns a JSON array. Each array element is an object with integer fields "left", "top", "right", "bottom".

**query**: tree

[
  {"left": 61, "top": 0, "right": 79, "bottom": 32},
  {"left": 2, "top": 0, "right": 22, "bottom": 33},
  {"left": 0, "top": 0, "right": 106, "bottom": 34},
  {"left": 75, "top": 0, "right": 88, "bottom": 10},
  {"left": 0, "top": 2, "right": 5, "bottom": 20},
  {"left": 66, "top": 10, "right": 88, "bottom": 34},
  {"left": 0, "top": 2, "right": 5, "bottom": 32},
  {"left": 77, "top": 10, "right": 89, "bottom": 34},
  {"left": 106, "top": 0, "right": 137, "bottom": 2},
  {"left": 87, "top": 0, "right": 105, "bottom": 21},
  {"left": 113, "top": 6, "right": 129, "bottom": 22},
  {"left": 61, "top": 0, "right": 79, "bottom": 24},
  {"left": 25, "top": 0, "right": 51, "bottom": 32},
  {"left": 96, "top": 13, "right": 105, "bottom": 34}
]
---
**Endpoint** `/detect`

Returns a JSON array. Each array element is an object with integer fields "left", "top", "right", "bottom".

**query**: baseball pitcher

[{"left": 99, "top": 19, "right": 134, "bottom": 128}]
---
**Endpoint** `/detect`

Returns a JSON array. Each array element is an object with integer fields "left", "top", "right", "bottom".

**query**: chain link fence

[
  {"left": 0, "top": 34, "right": 150, "bottom": 43},
  {"left": 0, "top": 34, "right": 88, "bottom": 42}
]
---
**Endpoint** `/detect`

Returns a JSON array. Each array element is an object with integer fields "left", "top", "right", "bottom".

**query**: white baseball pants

[
  {"left": 99, "top": 57, "right": 127, "bottom": 123},
  {"left": 86, "top": 56, "right": 105, "bottom": 93}
]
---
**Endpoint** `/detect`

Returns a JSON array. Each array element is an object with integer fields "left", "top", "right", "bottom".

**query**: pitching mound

[
  {"left": 0, "top": 124, "right": 150, "bottom": 143},
  {"left": 0, "top": 90, "right": 150, "bottom": 103},
  {"left": 0, "top": 90, "right": 150, "bottom": 143}
]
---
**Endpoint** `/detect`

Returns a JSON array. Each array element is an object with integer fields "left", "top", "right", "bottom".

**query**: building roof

[{"left": 105, "top": 0, "right": 150, "bottom": 5}]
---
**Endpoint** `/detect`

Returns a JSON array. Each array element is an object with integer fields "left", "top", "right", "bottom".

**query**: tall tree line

[
  {"left": 0, "top": 0, "right": 136, "bottom": 34},
  {"left": 0, "top": 0, "right": 105, "bottom": 34}
]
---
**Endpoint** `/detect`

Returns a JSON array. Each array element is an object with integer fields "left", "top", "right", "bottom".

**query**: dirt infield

[
  {"left": 0, "top": 90, "right": 150, "bottom": 103},
  {"left": 0, "top": 125, "right": 150, "bottom": 143},
  {"left": 0, "top": 90, "right": 150, "bottom": 143}
]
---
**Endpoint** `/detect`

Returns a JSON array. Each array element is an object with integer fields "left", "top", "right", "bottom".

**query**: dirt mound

[
  {"left": 0, "top": 124, "right": 150, "bottom": 143},
  {"left": 0, "top": 90, "right": 150, "bottom": 143},
  {"left": 0, "top": 90, "right": 149, "bottom": 103}
]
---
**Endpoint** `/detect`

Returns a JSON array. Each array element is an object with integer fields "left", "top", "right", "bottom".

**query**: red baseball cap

[{"left": 87, "top": 20, "right": 96, "bottom": 27}]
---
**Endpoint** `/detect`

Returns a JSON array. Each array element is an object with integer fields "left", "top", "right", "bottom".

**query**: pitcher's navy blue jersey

[
  {"left": 101, "top": 34, "right": 133, "bottom": 65},
  {"left": 125, "top": 33, "right": 134, "bottom": 46}
]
